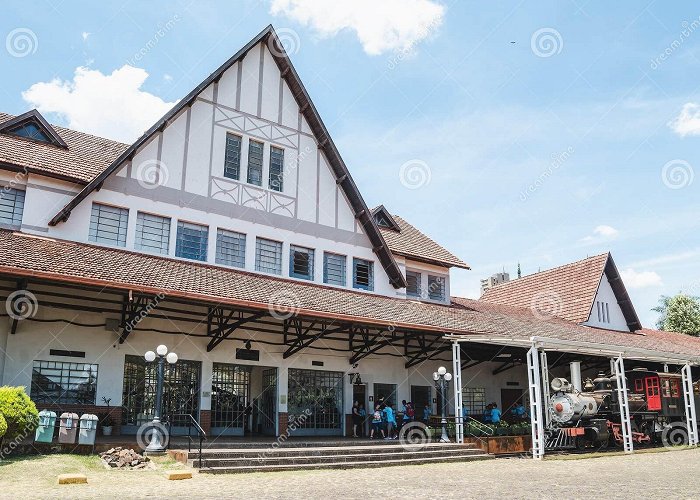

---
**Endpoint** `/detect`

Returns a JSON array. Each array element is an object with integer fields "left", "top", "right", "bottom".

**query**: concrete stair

[{"left": 179, "top": 441, "right": 491, "bottom": 474}]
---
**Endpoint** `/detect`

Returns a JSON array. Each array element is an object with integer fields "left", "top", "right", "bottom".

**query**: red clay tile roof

[
  {"left": 480, "top": 254, "right": 609, "bottom": 323},
  {"left": 0, "top": 112, "right": 128, "bottom": 184},
  {"left": 0, "top": 230, "right": 697, "bottom": 360},
  {"left": 378, "top": 214, "right": 470, "bottom": 269}
]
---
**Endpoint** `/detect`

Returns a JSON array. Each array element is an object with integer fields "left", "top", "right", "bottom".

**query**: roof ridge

[{"left": 488, "top": 252, "right": 609, "bottom": 288}]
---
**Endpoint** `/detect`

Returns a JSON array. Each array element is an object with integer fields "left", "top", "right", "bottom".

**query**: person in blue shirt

[
  {"left": 422, "top": 403, "right": 431, "bottom": 424},
  {"left": 513, "top": 402, "right": 527, "bottom": 421},
  {"left": 461, "top": 405, "right": 469, "bottom": 422},
  {"left": 483, "top": 403, "right": 492, "bottom": 423},
  {"left": 383, "top": 403, "right": 397, "bottom": 439},
  {"left": 370, "top": 405, "right": 385, "bottom": 439},
  {"left": 491, "top": 403, "right": 502, "bottom": 424}
]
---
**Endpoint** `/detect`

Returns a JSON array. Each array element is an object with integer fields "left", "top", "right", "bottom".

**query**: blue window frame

[
  {"left": 269, "top": 146, "right": 284, "bottom": 192},
  {"left": 289, "top": 245, "right": 314, "bottom": 280},
  {"left": 323, "top": 252, "right": 346, "bottom": 286},
  {"left": 224, "top": 133, "right": 242, "bottom": 180},
  {"left": 216, "top": 229, "right": 246, "bottom": 268},
  {"left": 247, "top": 140, "right": 264, "bottom": 186},
  {"left": 406, "top": 270, "right": 421, "bottom": 298},
  {"left": 428, "top": 275, "right": 445, "bottom": 301},
  {"left": 135, "top": 212, "right": 171, "bottom": 255},
  {"left": 352, "top": 258, "right": 374, "bottom": 291},
  {"left": 0, "top": 187, "right": 25, "bottom": 227},
  {"left": 8, "top": 121, "right": 52, "bottom": 143},
  {"left": 255, "top": 238, "right": 282, "bottom": 275},
  {"left": 175, "top": 221, "right": 208, "bottom": 262},
  {"left": 89, "top": 203, "right": 128, "bottom": 247}
]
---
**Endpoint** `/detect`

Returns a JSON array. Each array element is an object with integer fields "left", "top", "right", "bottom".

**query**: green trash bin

[
  {"left": 34, "top": 410, "right": 57, "bottom": 443},
  {"left": 78, "top": 414, "right": 98, "bottom": 445}
]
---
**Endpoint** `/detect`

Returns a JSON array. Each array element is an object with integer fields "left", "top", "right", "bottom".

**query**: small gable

[
  {"left": 0, "top": 110, "right": 67, "bottom": 148},
  {"left": 372, "top": 205, "right": 400, "bottom": 231}
]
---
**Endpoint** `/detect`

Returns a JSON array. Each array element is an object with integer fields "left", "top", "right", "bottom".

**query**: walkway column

[
  {"left": 613, "top": 355, "right": 633, "bottom": 453},
  {"left": 452, "top": 341, "right": 463, "bottom": 444},
  {"left": 277, "top": 366, "right": 289, "bottom": 436},
  {"left": 526, "top": 345, "right": 545, "bottom": 459},
  {"left": 681, "top": 363, "right": 699, "bottom": 446}
]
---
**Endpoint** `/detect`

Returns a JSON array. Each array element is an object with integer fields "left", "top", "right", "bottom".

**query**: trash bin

[
  {"left": 34, "top": 410, "right": 57, "bottom": 443},
  {"left": 58, "top": 412, "right": 79, "bottom": 444},
  {"left": 78, "top": 414, "right": 99, "bottom": 445}
]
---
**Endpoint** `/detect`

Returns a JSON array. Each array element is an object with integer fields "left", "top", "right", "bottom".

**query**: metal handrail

[
  {"left": 165, "top": 413, "right": 206, "bottom": 468},
  {"left": 465, "top": 416, "right": 495, "bottom": 436}
]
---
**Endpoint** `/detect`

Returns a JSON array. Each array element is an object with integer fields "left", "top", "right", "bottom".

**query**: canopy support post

[
  {"left": 526, "top": 345, "right": 545, "bottom": 459},
  {"left": 613, "top": 355, "right": 633, "bottom": 453},
  {"left": 452, "top": 341, "right": 463, "bottom": 444},
  {"left": 682, "top": 363, "right": 698, "bottom": 446}
]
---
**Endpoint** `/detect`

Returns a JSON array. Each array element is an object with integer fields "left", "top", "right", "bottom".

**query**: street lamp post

[
  {"left": 144, "top": 344, "right": 178, "bottom": 455},
  {"left": 433, "top": 366, "right": 453, "bottom": 443}
]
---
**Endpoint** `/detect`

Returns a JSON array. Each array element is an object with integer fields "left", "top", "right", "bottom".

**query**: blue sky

[{"left": 3, "top": 0, "right": 700, "bottom": 327}]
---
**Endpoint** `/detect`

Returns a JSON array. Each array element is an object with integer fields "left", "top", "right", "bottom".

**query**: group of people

[{"left": 352, "top": 398, "right": 424, "bottom": 439}]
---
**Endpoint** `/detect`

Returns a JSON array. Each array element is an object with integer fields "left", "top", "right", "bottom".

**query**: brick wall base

[
  {"left": 199, "top": 410, "right": 211, "bottom": 434},
  {"left": 278, "top": 412, "right": 288, "bottom": 437}
]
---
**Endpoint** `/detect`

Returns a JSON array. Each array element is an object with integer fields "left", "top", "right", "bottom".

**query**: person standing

[
  {"left": 383, "top": 403, "right": 397, "bottom": 439},
  {"left": 370, "top": 405, "right": 385, "bottom": 439},
  {"left": 352, "top": 401, "right": 361, "bottom": 438},
  {"left": 491, "top": 403, "right": 502, "bottom": 424},
  {"left": 422, "top": 403, "right": 431, "bottom": 424},
  {"left": 358, "top": 403, "right": 367, "bottom": 437}
]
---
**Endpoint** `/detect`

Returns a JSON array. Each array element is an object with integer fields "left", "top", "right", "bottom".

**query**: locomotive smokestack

[{"left": 570, "top": 361, "right": 582, "bottom": 392}]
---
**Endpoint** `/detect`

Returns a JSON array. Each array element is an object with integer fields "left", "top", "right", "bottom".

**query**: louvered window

[
  {"left": 175, "top": 221, "right": 208, "bottom": 262},
  {"left": 255, "top": 238, "right": 282, "bottom": 275},
  {"left": 224, "top": 133, "right": 242, "bottom": 180},
  {"left": 89, "top": 203, "right": 128, "bottom": 247},
  {"left": 406, "top": 270, "right": 421, "bottom": 298},
  {"left": 135, "top": 212, "right": 171, "bottom": 255},
  {"left": 216, "top": 229, "right": 246, "bottom": 268},
  {"left": 428, "top": 275, "right": 446, "bottom": 301},
  {"left": 290, "top": 245, "right": 314, "bottom": 280},
  {"left": 247, "top": 140, "right": 264, "bottom": 186},
  {"left": 323, "top": 252, "right": 346, "bottom": 286},
  {"left": 269, "top": 146, "right": 284, "bottom": 192},
  {"left": 353, "top": 258, "right": 374, "bottom": 291},
  {"left": 0, "top": 188, "right": 25, "bottom": 227}
]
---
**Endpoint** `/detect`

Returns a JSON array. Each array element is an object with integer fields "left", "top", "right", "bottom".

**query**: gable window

[
  {"left": 7, "top": 121, "right": 53, "bottom": 143},
  {"left": 255, "top": 237, "right": 282, "bottom": 275},
  {"left": 428, "top": 275, "right": 446, "bottom": 301},
  {"left": 223, "top": 133, "right": 242, "bottom": 180},
  {"left": 247, "top": 139, "right": 264, "bottom": 186},
  {"left": 31, "top": 360, "right": 98, "bottom": 405},
  {"left": 269, "top": 146, "right": 284, "bottom": 192},
  {"left": 596, "top": 301, "right": 610, "bottom": 323},
  {"left": 290, "top": 245, "right": 314, "bottom": 280},
  {"left": 135, "top": 212, "right": 171, "bottom": 255},
  {"left": 323, "top": 252, "right": 346, "bottom": 286},
  {"left": 175, "top": 221, "right": 208, "bottom": 262},
  {"left": 353, "top": 258, "right": 374, "bottom": 291},
  {"left": 89, "top": 203, "right": 128, "bottom": 247},
  {"left": 604, "top": 302, "right": 610, "bottom": 323},
  {"left": 0, "top": 187, "right": 25, "bottom": 227},
  {"left": 216, "top": 229, "right": 246, "bottom": 268},
  {"left": 406, "top": 270, "right": 421, "bottom": 298}
]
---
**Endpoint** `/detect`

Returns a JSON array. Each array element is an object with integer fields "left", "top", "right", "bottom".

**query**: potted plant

[{"left": 100, "top": 397, "right": 113, "bottom": 436}]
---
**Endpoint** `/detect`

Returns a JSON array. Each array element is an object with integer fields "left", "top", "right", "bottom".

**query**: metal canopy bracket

[
  {"left": 348, "top": 327, "right": 397, "bottom": 364},
  {"left": 119, "top": 293, "right": 160, "bottom": 344},
  {"left": 283, "top": 319, "right": 348, "bottom": 358},
  {"left": 206, "top": 307, "right": 265, "bottom": 352}
]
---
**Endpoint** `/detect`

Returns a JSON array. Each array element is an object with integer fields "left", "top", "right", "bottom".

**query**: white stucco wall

[{"left": 583, "top": 273, "right": 629, "bottom": 331}]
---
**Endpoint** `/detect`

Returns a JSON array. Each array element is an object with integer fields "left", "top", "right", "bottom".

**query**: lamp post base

[{"left": 143, "top": 418, "right": 168, "bottom": 456}]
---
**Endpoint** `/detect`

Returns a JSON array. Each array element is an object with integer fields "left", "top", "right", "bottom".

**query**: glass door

[
  {"left": 288, "top": 368, "right": 344, "bottom": 436},
  {"left": 211, "top": 363, "right": 251, "bottom": 436}
]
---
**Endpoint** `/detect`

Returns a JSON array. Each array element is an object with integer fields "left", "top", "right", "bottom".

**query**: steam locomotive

[{"left": 545, "top": 367, "right": 698, "bottom": 450}]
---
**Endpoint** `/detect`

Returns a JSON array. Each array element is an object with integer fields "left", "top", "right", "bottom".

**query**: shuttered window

[
  {"left": 255, "top": 237, "right": 282, "bottom": 275},
  {"left": 428, "top": 275, "right": 446, "bottom": 301},
  {"left": 353, "top": 258, "right": 374, "bottom": 291},
  {"left": 323, "top": 252, "right": 346, "bottom": 286},
  {"left": 269, "top": 146, "right": 284, "bottom": 192},
  {"left": 135, "top": 212, "right": 171, "bottom": 255},
  {"left": 0, "top": 188, "right": 25, "bottom": 227},
  {"left": 247, "top": 140, "right": 264, "bottom": 186},
  {"left": 406, "top": 270, "right": 421, "bottom": 298},
  {"left": 290, "top": 245, "right": 314, "bottom": 280},
  {"left": 89, "top": 203, "right": 128, "bottom": 247},
  {"left": 175, "top": 221, "right": 208, "bottom": 262},
  {"left": 216, "top": 229, "right": 246, "bottom": 268},
  {"left": 224, "top": 133, "right": 242, "bottom": 180}
]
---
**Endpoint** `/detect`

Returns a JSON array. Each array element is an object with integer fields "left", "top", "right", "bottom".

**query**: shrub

[
  {"left": 0, "top": 412, "right": 7, "bottom": 438},
  {"left": 0, "top": 386, "right": 38, "bottom": 441}
]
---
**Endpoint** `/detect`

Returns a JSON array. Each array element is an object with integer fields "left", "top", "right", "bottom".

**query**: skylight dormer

[
  {"left": 0, "top": 109, "right": 68, "bottom": 148},
  {"left": 372, "top": 205, "right": 401, "bottom": 231}
]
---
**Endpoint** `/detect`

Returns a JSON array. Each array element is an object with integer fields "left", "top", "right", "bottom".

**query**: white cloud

[
  {"left": 269, "top": 0, "right": 445, "bottom": 55},
  {"left": 22, "top": 65, "right": 176, "bottom": 143},
  {"left": 668, "top": 102, "right": 700, "bottom": 137},
  {"left": 580, "top": 225, "right": 619, "bottom": 243},
  {"left": 620, "top": 268, "right": 663, "bottom": 289},
  {"left": 81, "top": 32, "right": 91, "bottom": 41}
]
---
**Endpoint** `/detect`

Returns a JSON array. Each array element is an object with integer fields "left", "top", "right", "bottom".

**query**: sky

[{"left": 2, "top": 0, "right": 700, "bottom": 328}]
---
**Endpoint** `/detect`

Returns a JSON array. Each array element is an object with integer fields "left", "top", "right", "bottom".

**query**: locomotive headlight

[{"left": 551, "top": 378, "right": 565, "bottom": 391}]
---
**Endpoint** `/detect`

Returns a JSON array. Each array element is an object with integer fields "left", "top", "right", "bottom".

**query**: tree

[{"left": 653, "top": 294, "right": 700, "bottom": 336}]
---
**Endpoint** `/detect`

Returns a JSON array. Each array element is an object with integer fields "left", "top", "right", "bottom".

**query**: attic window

[
  {"left": 374, "top": 212, "right": 393, "bottom": 228},
  {"left": 7, "top": 121, "right": 53, "bottom": 143},
  {"left": 0, "top": 110, "right": 68, "bottom": 148}
]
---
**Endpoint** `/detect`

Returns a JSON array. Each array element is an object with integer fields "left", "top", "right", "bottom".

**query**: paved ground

[{"left": 1, "top": 448, "right": 698, "bottom": 499}]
